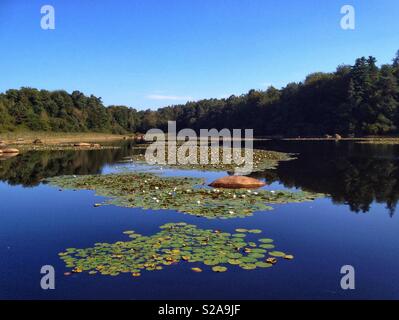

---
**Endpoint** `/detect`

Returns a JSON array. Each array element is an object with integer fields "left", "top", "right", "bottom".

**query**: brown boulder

[
  {"left": 2, "top": 148, "right": 19, "bottom": 154},
  {"left": 74, "top": 142, "right": 91, "bottom": 147},
  {"left": 209, "top": 176, "right": 266, "bottom": 189},
  {"left": 334, "top": 134, "right": 342, "bottom": 140}
]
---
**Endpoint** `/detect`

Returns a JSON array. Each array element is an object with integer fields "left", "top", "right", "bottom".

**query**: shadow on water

[{"left": 1, "top": 140, "right": 399, "bottom": 215}]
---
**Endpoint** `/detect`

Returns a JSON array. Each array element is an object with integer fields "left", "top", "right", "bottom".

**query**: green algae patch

[
  {"left": 47, "top": 172, "right": 323, "bottom": 219},
  {"left": 59, "top": 223, "right": 292, "bottom": 277}
]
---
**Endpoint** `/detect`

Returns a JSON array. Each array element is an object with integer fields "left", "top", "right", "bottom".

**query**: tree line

[{"left": 1, "top": 51, "right": 399, "bottom": 136}]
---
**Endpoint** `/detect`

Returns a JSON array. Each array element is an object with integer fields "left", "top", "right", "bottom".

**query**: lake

[{"left": 1, "top": 140, "right": 398, "bottom": 299}]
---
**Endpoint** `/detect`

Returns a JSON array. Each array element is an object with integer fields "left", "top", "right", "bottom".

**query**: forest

[{"left": 1, "top": 51, "right": 399, "bottom": 137}]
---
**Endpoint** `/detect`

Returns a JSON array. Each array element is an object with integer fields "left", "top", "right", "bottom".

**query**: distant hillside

[
  {"left": 152, "top": 51, "right": 399, "bottom": 137},
  {"left": 0, "top": 88, "right": 142, "bottom": 134},
  {"left": 2, "top": 51, "right": 399, "bottom": 137}
]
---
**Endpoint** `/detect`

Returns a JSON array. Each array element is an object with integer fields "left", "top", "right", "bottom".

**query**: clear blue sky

[{"left": 0, "top": 0, "right": 398, "bottom": 109}]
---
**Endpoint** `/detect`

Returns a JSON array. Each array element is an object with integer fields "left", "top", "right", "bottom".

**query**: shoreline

[
  {"left": 2, "top": 131, "right": 399, "bottom": 144},
  {"left": 0, "top": 132, "right": 132, "bottom": 145}
]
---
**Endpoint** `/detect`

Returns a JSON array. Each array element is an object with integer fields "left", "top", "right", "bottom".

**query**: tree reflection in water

[
  {"left": 1, "top": 140, "right": 399, "bottom": 216},
  {"left": 0, "top": 142, "right": 137, "bottom": 187},
  {"left": 251, "top": 141, "right": 399, "bottom": 216}
]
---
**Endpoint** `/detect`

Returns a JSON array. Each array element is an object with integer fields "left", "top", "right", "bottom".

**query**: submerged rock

[{"left": 209, "top": 175, "right": 266, "bottom": 189}]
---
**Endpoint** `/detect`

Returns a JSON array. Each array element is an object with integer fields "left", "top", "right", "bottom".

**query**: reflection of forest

[
  {"left": 251, "top": 141, "right": 399, "bottom": 216},
  {"left": 0, "top": 142, "right": 136, "bottom": 187}
]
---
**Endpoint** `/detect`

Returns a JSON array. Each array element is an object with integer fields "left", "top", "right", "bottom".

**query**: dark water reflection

[
  {"left": 253, "top": 140, "right": 399, "bottom": 217},
  {"left": 0, "top": 142, "right": 137, "bottom": 187},
  {"left": 1, "top": 140, "right": 399, "bottom": 216}
]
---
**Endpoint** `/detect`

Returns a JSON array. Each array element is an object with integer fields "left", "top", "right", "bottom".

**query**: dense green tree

[{"left": 1, "top": 51, "right": 399, "bottom": 136}]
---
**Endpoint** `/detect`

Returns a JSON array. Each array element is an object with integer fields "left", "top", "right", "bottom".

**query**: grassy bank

[{"left": 0, "top": 131, "right": 132, "bottom": 145}]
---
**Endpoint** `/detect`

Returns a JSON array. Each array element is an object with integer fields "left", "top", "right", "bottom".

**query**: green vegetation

[
  {"left": 1, "top": 51, "right": 399, "bottom": 136},
  {"left": 0, "top": 89, "right": 139, "bottom": 133},
  {"left": 128, "top": 146, "right": 295, "bottom": 171},
  {"left": 47, "top": 172, "right": 323, "bottom": 219},
  {"left": 59, "top": 222, "right": 292, "bottom": 277}
]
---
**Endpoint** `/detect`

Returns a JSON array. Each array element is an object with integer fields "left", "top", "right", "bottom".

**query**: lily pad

[
  {"left": 248, "top": 229, "right": 262, "bottom": 234},
  {"left": 255, "top": 262, "right": 273, "bottom": 268},
  {"left": 284, "top": 255, "right": 294, "bottom": 260},
  {"left": 58, "top": 223, "right": 290, "bottom": 277},
  {"left": 48, "top": 172, "right": 324, "bottom": 219},
  {"left": 269, "top": 251, "right": 286, "bottom": 257},
  {"left": 259, "top": 244, "right": 275, "bottom": 249},
  {"left": 259, "top": 238, "right": 274, "bottom": 243},
  {"left": 212, "top": 266, "right": 227, "bottom": 272}
]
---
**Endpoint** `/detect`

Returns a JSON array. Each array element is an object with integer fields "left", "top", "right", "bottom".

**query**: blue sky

[{"left": 0, "top": 0, "right": 398, "bottom": 109}]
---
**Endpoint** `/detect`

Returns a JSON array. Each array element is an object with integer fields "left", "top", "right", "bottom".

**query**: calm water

[{"left": 1, "top": 141, "right": 398, "bottom": 299}]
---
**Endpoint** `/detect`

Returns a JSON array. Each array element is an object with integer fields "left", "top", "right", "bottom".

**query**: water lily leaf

[
  {"left": 48, "top": 172, "right": 323, "bottom": 219},
  {"left": 59, "top": 223, "right": 290, "bottom": 277},
  {"left": 269, "top": 251, "right": 286, "bottom": 257},
  {"left": 232, "top": 234, "right": 246, "bottom": 238},
  {"left": 255, "top": 262, "right": 273, "bottom": 268},
  {"left": 212, "top": 266, "right": 227, "bottom": 272},
  {"left": 240, "top": 264, "right": 257, "bottom": 270},
  {"left": 259, "top": 244, "right": 275, "bottom": 249},
  {"left": 284, "top": 254, "right": 294, "bottom": 260},
  {"left": 259, "top": 238, "right": 274, "bottom": 243}
]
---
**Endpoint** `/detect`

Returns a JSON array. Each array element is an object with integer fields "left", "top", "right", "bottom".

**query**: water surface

[{"left": 1, "top": 141, "right": 398, "bottom": 299}]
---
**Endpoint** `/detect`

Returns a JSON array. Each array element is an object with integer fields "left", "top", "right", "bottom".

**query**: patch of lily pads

[
  {"left": 59, "top": 222, "right": 294, "bottom": 277},
  {"left": 125, "top": 146, "right": 295, "bottom": 172},
  {"left": 47, "top": 172, "right": 323, "bottom": 219}
]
